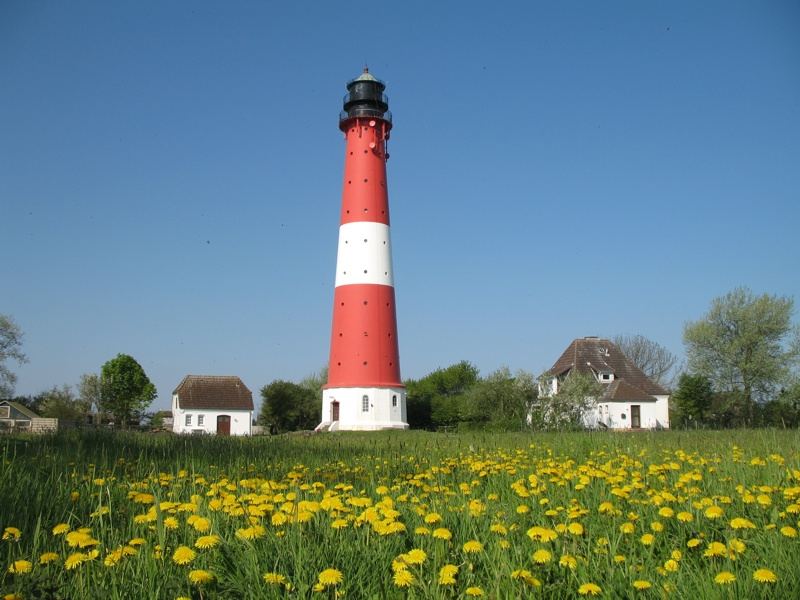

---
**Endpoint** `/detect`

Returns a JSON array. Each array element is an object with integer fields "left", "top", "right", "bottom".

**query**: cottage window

[
  {"left": 392, "top": 395, "right": 397, "bottom": 407},
  {"left": 185, "top": 414, "right": 192, "bottom": 426},
  {"left": 362, "top": 395, "right": 369, "bottom": 412},
  {"left": 198, "top": 415, "right": 204, "bottom": 426},
  {"left": 0, "top": 406, "right": 9, "bottom": 419}
]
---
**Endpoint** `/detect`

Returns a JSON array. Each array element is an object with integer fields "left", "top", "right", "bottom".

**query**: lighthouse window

[
  {"left": 362, "top": 395, "right": 369, "bottom": 412},
  {"left": 392, "top": 395, "right": 397, "bottom": 407}
]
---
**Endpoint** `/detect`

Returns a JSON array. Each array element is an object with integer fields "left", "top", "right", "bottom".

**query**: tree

[
  {"left": 405, "top": 361, "right": 480, "bottom": 429},
  {"left": 258, "top": 380, "right": 318, "bottom": 433},
  {"left": 683, "top": 288, "right": 800, "bottom": 418},
  {"left": 533, "top": 371, "right": 602, "bottom": 430},
  {"left": 671, "top": 373, "right": 713, "bottom": 426},
  {"left": 612, "top": 334, "right": 677, "bottom": 387},
  {"left": 0, "top": 314, "right": 28, "bottom": 398},
  {"left": 100, "top": 354, "right": 157, "bottom": 428},
  {"left": 78, "top": 373, "right": 103, "bottom": 423},
  {"left": 460, "top": 367, "right": 537, "bottom": 430},
  {"left": 37, "top": 385, "right": 91, "bottom": 423}
]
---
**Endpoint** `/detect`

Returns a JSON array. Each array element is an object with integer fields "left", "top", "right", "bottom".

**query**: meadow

[{"left": 1, "top": 429, "right": 799, "bottom": 599}]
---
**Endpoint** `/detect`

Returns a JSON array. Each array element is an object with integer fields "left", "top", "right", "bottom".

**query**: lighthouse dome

[{"left": 341, "top": 68, "right": 390, "bottom": 126}]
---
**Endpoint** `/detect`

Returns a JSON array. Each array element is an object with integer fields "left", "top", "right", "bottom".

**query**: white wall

[
  {"left": 593, "top": 401, "right": 663, "bottom": 430},
  {"left": 172, "top": 395, "right": 251, "bottom": 435},
  {"left": 320, "top": 386, "right": 407, "bottom": 430}
]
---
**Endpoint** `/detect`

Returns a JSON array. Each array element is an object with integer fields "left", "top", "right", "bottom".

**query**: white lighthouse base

[{"left": 317, "top": 386, "right": 408, "bottom": 431}]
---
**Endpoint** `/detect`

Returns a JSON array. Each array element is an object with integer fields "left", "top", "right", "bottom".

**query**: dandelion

[
  {"left": 331, "top": 519, "right": 348, "bottom": 530},
  {"left": 532, "top": 549, "right": 552, "bottom": 564},
  {"left": 465, "top": 586, "right": 484, "bottom": 596},
  {"left": 188, "top": 569, "right": 214, "bottom": 585},
  {"left": 432, "top": 527, "right": 452, "bottom": 540},
  {"left": 633, "top": 580, "right": 652, "bottom": 590},
  {"left": 39, "top": 552, "right": 59, "bottom": 564},
  {"left": 620, "top": 522, "right": 635, "bottom": 534},
  {"left": 463, "top": 539, "right": 483, "bottom": 553},
  {"left": 163, "top": 517, "right": 179, "bottom": 530},
  {"left": 559, "top": 554, "right": 577, "bottom": 569},
  {"left": 490, "top": 523, "right": 508, "bottom": 535},
  {"left": 703, "top": 542, "right": 727, "bottom": 558},
  {"left": 191, "top": 517, "right": 211, "bottom": 533},
  {"left": 393, "top": 569, "right": 414, "bottom": 588},
  {"left": 714, "top": 571, "right": 736, "bottom": 585},
  {"left": 2, "top": 527, "right": 21, "bottom": 541},
  {"left": 527, "top": 526, "right": 558, "bottom": 542},
  {"left": 640, "top": 533, "right": 655, "bottom": 546},
  {"left": 438, "top": 564, "right": 458, "bottom": 585},
  {"left": 753, "top": 568, "right": 777, "bottom": 583},
  {"left": 730, "top": 518, "right": 756, "bottom": 530},
  {"left": 64, "top": 552, "right": 87, "bottom": 570},
  {"left": 128, "top": 538, "right": 146, "bottom": 546},
  {"left": 7, "top": 560, "right": 32, "bottom": 574},
  {"left": 318, "top": 568, "right": 344, "bottom": 587},
  {"left": 687, "top": 538, "right": 702, "bottom": 549},
  {"left": 705, "top": 506, "right": 724, "bottom": 519},
  {"left": 567, "top": 522, "right": 584, "bottom": 535},
  {"left": 664, "top": 559, "right": 679, "bottom": 572},
  {"left": 264, "top": 572, "right": 287, "bottom": 585},
  {"left": 780, "top": 526, "right": 797, "bottom": 538},
  {"left": 405, "top": 548, "right": 427, "bottom": 565},
  {"left": 194, "top": 535, "right": 220, "bottom": 549},
  {"left": 172, "top": 546, "right": 196, "bottom": 565},
  {"left": 424, "top": 512, "right": 441, "bottom": 524},
  {"left": 578, "top": 582, "right": 602, "bottom": 596},
  {"left": 52, "top": 523, "right": 70, "bottom": 536},
  {"left": 677, "top": 511, "right": 694, "bottom": 522}
]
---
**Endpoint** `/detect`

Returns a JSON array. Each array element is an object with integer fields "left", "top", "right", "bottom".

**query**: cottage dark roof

[
  {"left": 173, "top": 376, "right": 254, "bottom": 411},
  {"left": 0, "top": 401, "right": 39, "bottom": 419},
  {"left": 549, "top": 337, "right": 668, "bottom": 397},
  {"left": 602, "top": 379, "right": 657, "bottom": 402}
]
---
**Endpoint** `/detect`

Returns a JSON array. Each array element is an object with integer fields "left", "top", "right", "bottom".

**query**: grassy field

[{"left": 1, "top": 429, "right": 799, "bottom": 598}]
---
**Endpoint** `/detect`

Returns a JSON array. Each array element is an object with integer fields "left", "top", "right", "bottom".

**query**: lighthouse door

[{"left": 331, "top": 401, "right": 340, "bottom": 422}]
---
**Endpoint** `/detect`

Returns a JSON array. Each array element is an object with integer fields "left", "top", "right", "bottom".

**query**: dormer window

[{"left": 600, "top": 371, "right": 614, "bottom": 382}]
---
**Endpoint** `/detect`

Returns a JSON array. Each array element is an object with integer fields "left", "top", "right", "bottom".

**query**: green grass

[{"left": 1, "top": 429, "right": 799, "bottom": 598}]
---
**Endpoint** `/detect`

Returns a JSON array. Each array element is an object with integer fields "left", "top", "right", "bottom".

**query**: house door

[
  {"left": 331, "top": 401, "right": 340, "bottom": 422},
  {"left": 217, "top": 415, "right": 231, "bottom": 436},
  {"left": 631, "top": 405, "right": 641, "bottom": 429}
]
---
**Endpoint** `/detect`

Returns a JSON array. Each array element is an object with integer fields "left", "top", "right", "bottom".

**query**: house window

[
  {"left": 0, "top": 406, "right": 9, "bottom": 419},
  {"left": 392, "top": 395, "right": 397, "bottom": 407},
  {"left": 198, "top": 415, "right": 204, "bottom": 426},
  {"left": 362, "top": 395, "right": 369, "bottom": 412},
  {"left": 185, "top": 414, "right": 192, "bottom": 426}
]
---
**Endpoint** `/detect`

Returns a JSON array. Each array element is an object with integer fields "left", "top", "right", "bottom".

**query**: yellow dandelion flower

[
  {"left": 2, "top": 527, "right": 21, "bottom": 541},
  {"left": 163, "top": 517, "right": 179, "bottom": 530},
  {"left": 432, "top": 527, "right": 452, "bottom": 540},
  {"left": 730, "top": 518, "right": 756, "bottom": 530},
  {"left": 620, "top": 522, "right": 635, "bottom": 534},
  {"left": 172, "top": 546, "right": 196, "bottom": 565},
  {"left": 188, "top": 569, "right": 214, "bottom": 585},
  {"left": 64, "top": 552, "right": 87, "bottom": 570},
  {"left": 194, "top": 535, "right": 220, "bottom": 549},
  {"left": 677, "top": 511, "right": 694, "bottom": 522},
  {"left": 567, "top": 522, "right": 584, "bottom": 535},
  {"left": 703, "top": 542, "right": 727, "bottom": 558},
  {"left": 52, "top": 523, "right": 70, "bottom": 536},
  {"left": 613, "top": 555, "right": 626, "bottom": 564},
  {"left": 781, "top": 526, "right": 797, "bottom": 538},
  {"left": 393, "top": 568, "right": 414, "bottom": 588},
  {"left": 527, "top": 526, "right": 558, "bottom": 542},
  {"left": 658, "top": 507, "right": 675, "bottom": 519},
  {"left": 632, "top": 580, "right": 652, "bottom": 590},
  {"left": 405, "top": 548, "right": 427, "bottom": 565},
  {"left": 687, "top": 538, "right": 702, "bottom": 549},
  {"left": 331, "top": 519, "right": 348, "bottom": 530},
  {"left": 414, "top": 526, "right": 430, "bottom": 536},
  {"left": 664, "top": 559, "right": 679, "bottom": 572},
  {"left": 39, "top": 552, "right": 59, "bottom": 565},
  {"left": 578, "top": 582, "right": 602, "bottom": 596},
  {"left": 424, "top": 512, "right": 441, "bottom": 524},
  {"left": 559, "top": 554, "right": 577, "bottom": 569},
  {"left": 318, "top": 568, "right": 343, "bottom": 587},
  {"left": 128, "top": 538, "right": 146, "bottom": 546},
  {"left": 191, "top": 517, "right": 211, "bottom": 533},
  {"left": 7, "top": 560, "right": 32, "bottom": 574},
  {"left": 753, "top": 568, "right": 777, "bottom": 583},
  {"left": 640, "top": 533, "right": 655, "bottom": 546},
  {"left": 490, "top": 523, "right": 508, "bottom": 535},
  {"left": 532, "top": 549, "right": 552, "bottom": 564},
  {"left": 714, "top": 571, "right": 736, "bottom": 585},
  {"left": 263, "top": 572, "right": 287, "bottom": 585},
  {"left": 705, "top": 506, "right": 724, "bottom": 519},
  {"left": 465, "top": 586, "right": 484, "bottom": 596},
  {"left": 598, "top": 501, "right": 615, "bottom": 514},
  {"left": 462, "top": 540, "right": 483, "bottom": 553},
  {"left": 438, "top": 564, "right": 458, "bottom": 585}
]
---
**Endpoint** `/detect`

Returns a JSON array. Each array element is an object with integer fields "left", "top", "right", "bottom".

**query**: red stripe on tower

[{"left": 317, "top": 69, "right": 408, "bottom": 431}]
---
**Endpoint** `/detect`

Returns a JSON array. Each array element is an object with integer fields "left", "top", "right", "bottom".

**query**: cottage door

[
  {"left": 631, "top": 405, "right": 641, "bottom": 429},
  {"left": 331, "top": 401, "right": 340, "bottom": 422},
  {"left": 217, "top": 415, "right": 231, "bottom": 436}
]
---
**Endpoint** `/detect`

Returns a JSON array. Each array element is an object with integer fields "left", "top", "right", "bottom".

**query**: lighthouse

[{"left": 317, "top": 69, "right": 408, "bottom": 431}]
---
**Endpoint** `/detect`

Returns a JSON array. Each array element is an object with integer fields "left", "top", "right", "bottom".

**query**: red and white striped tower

[{"left": 318, "top": 69, "right": 408, "bottom": 431}]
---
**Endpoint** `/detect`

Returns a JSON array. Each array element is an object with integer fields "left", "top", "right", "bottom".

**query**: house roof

[
  {"left": 0, "top": 400, "right": 39, "bottom": 419},
  {"left": 602, "top": 379, "right": 658, "bottom": 402},
  {"left": 173, "top": 376, "right": 254, "bottom": 411},
  {"left": 549, "top": 337, "right": 669, "bottom": 397}
]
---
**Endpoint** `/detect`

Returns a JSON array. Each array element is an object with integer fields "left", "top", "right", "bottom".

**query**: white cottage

[
  {"left": 543, "top": 337, "right": 670, "bottom": 430},
  {"left": 172, "top": 375, "right": 253, "bottom": 436}
]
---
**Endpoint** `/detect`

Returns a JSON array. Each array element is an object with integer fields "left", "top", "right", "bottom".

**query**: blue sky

[{"left": 2, "top": 1, "right": 799, "bottom": 410}]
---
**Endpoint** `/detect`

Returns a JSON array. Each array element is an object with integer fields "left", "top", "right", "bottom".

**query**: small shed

[
  {"left": 0, "top": 401, "right": 58, "bottom": 434},
  {"left": 172, "top": 375, "right": 253, "bottom": 436}
]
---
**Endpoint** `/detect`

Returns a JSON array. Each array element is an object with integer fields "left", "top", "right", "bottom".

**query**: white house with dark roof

[
  {"left": 542, "top": 337, "right": 670, "bottom": 430},
  {"left": 0, "top": 400, "right": 58, "bottom": 433},
  {"left": 172, "top": 375, "right": 253, "bottom": 436}
]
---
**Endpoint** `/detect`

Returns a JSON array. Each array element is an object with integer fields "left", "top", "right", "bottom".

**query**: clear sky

[{"left": 2, "top": 1, "right": 799, "bottom": 411}]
